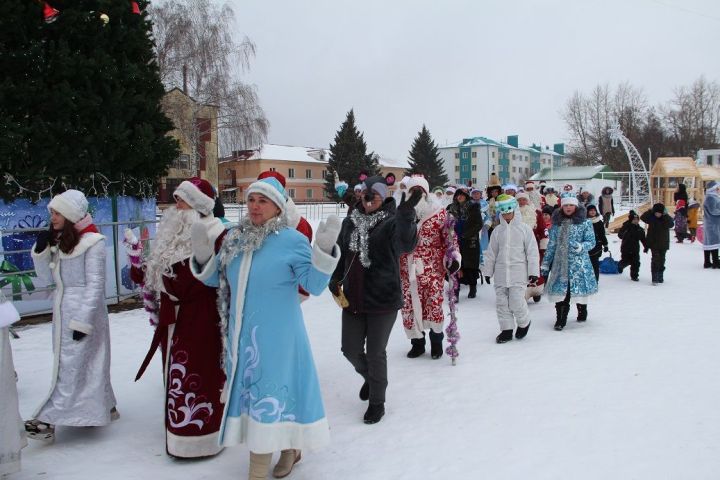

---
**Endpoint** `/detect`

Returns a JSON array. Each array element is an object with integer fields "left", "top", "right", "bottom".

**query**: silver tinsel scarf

[
  {"left": 215, "top": 215, "right": 288, "bottom": 369},
  {"left": 349, "top": 209, "right": 389, "bottom": 267}
]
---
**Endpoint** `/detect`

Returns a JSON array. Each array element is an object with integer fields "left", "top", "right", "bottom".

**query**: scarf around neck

[{"left": 349, "top": 209, "right": 389, "bottom": 267}]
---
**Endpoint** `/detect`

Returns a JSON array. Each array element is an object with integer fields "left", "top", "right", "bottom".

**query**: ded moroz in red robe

[
  {"left": 133, "top": 221, "right": 226, "bottom": 458},
  {"left": 401, "top": 207, "right": 460, "bottom": 338}
]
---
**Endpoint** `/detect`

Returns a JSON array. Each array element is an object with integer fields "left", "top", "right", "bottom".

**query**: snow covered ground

[{"left": 9, "top": 233, "right": 720, "bottom": 480}]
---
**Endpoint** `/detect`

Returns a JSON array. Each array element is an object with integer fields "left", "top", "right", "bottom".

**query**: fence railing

[{"left": 1, "top": 220, "right": 159, "bottom": 317}]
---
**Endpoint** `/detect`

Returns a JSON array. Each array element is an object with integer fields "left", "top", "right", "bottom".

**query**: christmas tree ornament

[
  {"left": 99, "top": 13, "right": 110, "bottom": 25},
  {"left": 131, "top": 1, "right": 141, "bottom": 14},
  {"left": 42, "top": 1, "right": 59, "bottom": 23}
]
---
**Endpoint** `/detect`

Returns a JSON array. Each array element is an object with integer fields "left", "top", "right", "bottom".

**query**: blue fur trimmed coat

[{"left": 541, "top": 206, "right": 598, "bottom": 303}]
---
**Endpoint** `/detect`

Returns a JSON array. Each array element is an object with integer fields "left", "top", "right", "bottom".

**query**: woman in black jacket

[
  {"left": 330, "top": 176, "right": 419, "bottom": 425},
  {"left": 585, "top": 205, "right": 608, "bottom": 281},
  {"left": 447, "top": 188, "right": 483, "bottom": 298}
]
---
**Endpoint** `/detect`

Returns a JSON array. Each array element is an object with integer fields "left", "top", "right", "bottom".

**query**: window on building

[
  {"left": 455, "top": 165, "right": 460, "bottom": 172},
  {"left": 708, "top": 155, "right": 714, "bottom": 165},
  {"left": 491, "top": 165, "right": 496, "bottom": 172},
  {"left": 512, "top": 154, "right": 516, "bottom": 160},
  {"left": 512, "top": 166, "right": 516, "bottom": 173},
  {"left": 306, "top": 189, "right": 313, "bottom": 199},
  {"left": 321, "top": 169, "right": 328, "bottom": 179},
  {"left": 172, "top": 154, "right": 191, "bottom": 170},
  {"left": 491, "top": 151, "right": 496, "bottom": 158},
  {"left": 454, "top": 153, "right": 459, "bottom": 159},
  {"left": 269, "top": 167, "right": 277, "bottom": 172},
  {"left": 288, "top": 168, "right": 295, "bottom": 178},
  {"left": 288, "top": 188, "right": 296, "bottom": 198},
  {"left": 525, "top": 167, "right": 529, "bottom": 175},
  {"left": 471, "top": 165, "right": 477, "bottom": 171},
  {"left": 462, "top": 152, "right": 469, "bottom": 159},
  {"left": 472, "top": 151, "right": 477, "bottom": 158},
  {"left": 306, "top": 169, "right": 312, "bottom": 179},
  {"left": 456, "top": 178, "right": 461, "bottom": 183},
  {"left": 472, "top": 177, "right": 477, "bottom": 184}
]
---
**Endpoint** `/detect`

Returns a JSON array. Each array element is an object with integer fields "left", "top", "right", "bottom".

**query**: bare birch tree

[
  {"left": 150, "top": 0, "right": 269, "bottom": 168},
  {"left": 662, "top": 76, "right": 720, "bottom": 156}
]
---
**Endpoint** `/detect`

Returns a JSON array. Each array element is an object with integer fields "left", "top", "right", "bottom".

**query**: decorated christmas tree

[{"left": 0, "top": 0, "right": 178, "bottom": 201}]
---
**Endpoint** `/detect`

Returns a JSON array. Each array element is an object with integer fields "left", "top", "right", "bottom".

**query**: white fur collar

[
  {"left": 57, "top": 232, "right": 105, "bottom": 259},
  {"left": 419, "top": 204, "right": 443, "bottom": 225}
]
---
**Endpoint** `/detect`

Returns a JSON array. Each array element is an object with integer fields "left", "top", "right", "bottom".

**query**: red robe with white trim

[
  {"left": 400, "top": 208, "right": 460, "bottom": 338},
  {"left": 133, "top": 220, "right": 226, "bottom": 459}
]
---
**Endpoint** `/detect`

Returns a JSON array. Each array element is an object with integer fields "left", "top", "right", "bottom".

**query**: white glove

[
  {"left": 123, "top": 228, "right": 142, "bottom": 265},
  {"left": 316, "top": 215, "right": 342, "bottom": 254},
  {"left": 191, "top": 221, "right": 213, "bottom": 266}
]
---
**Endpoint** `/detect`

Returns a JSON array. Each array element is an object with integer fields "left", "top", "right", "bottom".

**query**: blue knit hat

[{"left": 246, "top": 177, "right": 287, "bottom": 213}]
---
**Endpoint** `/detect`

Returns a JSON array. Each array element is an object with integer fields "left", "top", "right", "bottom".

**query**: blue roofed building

[{"left": 439, "top": 135, "right": 566, "bottom": 187}]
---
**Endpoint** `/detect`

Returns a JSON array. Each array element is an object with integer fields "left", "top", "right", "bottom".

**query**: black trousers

[
  {"left": 650, "top": 248, "right": 667, "bottom": 273},
  {"left": 341, "top": 311, "right": 397, "bottom": 404},
  {"left": 619, "top": 252, "right": 641, "bottom": 279},
  {"left": 589, "top": 254, "right": 600, "bottom": 282}
]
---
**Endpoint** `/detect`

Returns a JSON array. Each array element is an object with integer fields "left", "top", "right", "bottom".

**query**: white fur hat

[
  {"left": 560, "top": 192, "right": 579, "bottom": 206},
  {"left": 173, "top": 177, "right": 216, "bottom": 216},
  {"left": 515, "top": 192, "right": 530, "bottom": 201},
  {"left": 246, "top": 177, "right": 287, "bottom": 214},
  {"left": 47, "top": 189, "right": 89, "bottom": 223},
  {"left": 405, "top": 174, "right": 429, "bottom": 194}
]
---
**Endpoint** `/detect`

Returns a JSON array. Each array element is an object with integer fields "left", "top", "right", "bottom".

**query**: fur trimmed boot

[
  {"left": 273, "top": 450, "right": 301, "bottom": 479},
  {"left": 249, "top": 452, "right": 272, "bottom": 480}
]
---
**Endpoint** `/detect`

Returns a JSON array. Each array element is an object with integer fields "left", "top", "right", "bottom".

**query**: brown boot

[
  {"left": 272, "top": 449, "right": 301, "bottom": 478},
  {"left": 249, "top": 452, "right": 272, "bottom": 480}
]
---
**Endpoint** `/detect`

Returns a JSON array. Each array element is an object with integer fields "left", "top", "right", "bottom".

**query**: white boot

[
  {"left": 249, "top": 452, "right": 272, "bottom": 480},
  {"left": 272, "top": 449, "right": 301, "bottom": 478}
]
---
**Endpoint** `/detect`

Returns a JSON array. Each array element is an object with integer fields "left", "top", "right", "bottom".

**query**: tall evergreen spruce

[
  {"left": 0, "top": 0, "right": 178, "bottom": 201},
  {"left": 406, "top": 125, "right": 448, "bottom": 189},
  {"left": 324, "top": 109, "right": 380, "bottom": 200}
]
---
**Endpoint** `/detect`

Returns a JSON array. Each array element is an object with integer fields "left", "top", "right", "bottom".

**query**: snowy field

[{"left": 9, "top": 232, "right": 720, "bottom": 480}]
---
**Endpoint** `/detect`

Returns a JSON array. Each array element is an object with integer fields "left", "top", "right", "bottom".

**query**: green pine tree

[
  {"left": 324, "top": 109, "right": 380, "bottom": 200},
  {"left": 0, "top": 0, "right": 178, "bottom": 202},
  {"left": 405, "top": 125, "right": 448, "bottom": 189}
]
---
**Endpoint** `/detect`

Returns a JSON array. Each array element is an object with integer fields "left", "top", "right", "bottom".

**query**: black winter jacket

[
  {"left": 330, "top": 198, "right": 418, "bottom": 314},
  {"left": 588, "top": 217, "right": 608, "bottom": 257},
  {"left": 640, "top": 210, "right": 674, "bottom": 251},
  {"left": 618, "top": 221, "right": 647, "bottom": 255},
  {"left": 446, "top": 199, "right": 482, "bottom": 269}
]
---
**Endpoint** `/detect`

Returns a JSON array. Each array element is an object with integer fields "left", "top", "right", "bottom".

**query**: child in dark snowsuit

[
  {"left": 640, "top": 203, "right": 675, "bottom": 285},
  {"left": 617, "top": 210, "right": 647, "bottom": 281},
  {"left": 586, "top": 205, "right": 608, "bottom": 282}
]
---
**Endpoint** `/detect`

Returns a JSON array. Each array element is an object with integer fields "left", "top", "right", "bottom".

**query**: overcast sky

[{"left": 228, "top": 0, "right": 720, "bottom": 160}]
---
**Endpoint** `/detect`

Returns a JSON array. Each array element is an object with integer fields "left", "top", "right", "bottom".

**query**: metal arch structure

[{"left": 608, "top": 124, "right": 652, "bottom": 208}]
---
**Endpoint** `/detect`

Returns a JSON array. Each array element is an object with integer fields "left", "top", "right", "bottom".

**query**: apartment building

[
  {"left": 439, "top": 135, "right": 566, "bottom": 187},
  {"left": 158, "top": 88, "right": 219, "bottom": 203},
  {"left": 218, "top": 144, "right": 331, "bottom": 203}
]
